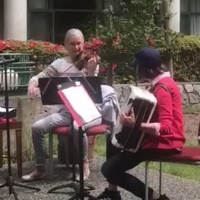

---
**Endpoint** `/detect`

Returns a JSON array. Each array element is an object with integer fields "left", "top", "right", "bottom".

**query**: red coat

[{"left": 141, "top": 75, "right": 186, "bottom": 149}]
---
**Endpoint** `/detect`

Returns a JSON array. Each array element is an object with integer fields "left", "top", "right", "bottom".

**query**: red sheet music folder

[
  {"left": 57, "top": 82, "right": 102, "bottom": 129},
  {"left": 58, "top": 90, "right": 82, "bottom": 127}
]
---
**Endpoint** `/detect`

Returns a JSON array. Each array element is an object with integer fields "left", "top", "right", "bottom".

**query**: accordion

[{"left": 111, "top": 85, "right": 157, "bottom": 153}]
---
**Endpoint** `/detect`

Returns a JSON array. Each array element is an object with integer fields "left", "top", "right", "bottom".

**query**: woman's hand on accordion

[
  {"left": 119, "top": 107, "right": 135, "bottom": 127},
  {"left": 119, "top": 107, "right": 160, "bottom": 135}
]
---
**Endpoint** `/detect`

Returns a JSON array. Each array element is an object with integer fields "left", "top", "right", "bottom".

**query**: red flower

[
  {"left": 84, "top": 42, "right": 92, "bottom": 50},
  {"left": 0, "top": 40, "right": 11, "bottom": 51},
  {"left": 99, "top": 66, "right": 107, "bottom": 75},
  {"left": 52, "top": 44, "right": 63, "bottom": 50},
  {"left": 145, "top": 36, "right": 155, "bottom": 46},
  {"left": 84, "top": 37, "right": 105, "bottom": 51},
  {"left": 44, "top": 42, "right": 51, "bottom": 46},
  {"left": 112, "top": 32, "right": 121, "bottom": 46},
  {"left": 99, "top": 63, "right": 117, "bottom": 75},
  {"left": 111, "top": 63, "right": 117, "bottom": 70},
  {"left": 28, "top": 41, "right": 37, "bottom": 47}
]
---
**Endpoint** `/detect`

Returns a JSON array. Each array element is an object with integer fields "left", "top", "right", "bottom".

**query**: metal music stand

[
  {"left": 38, "top": 76, "right": 102, "bottom": 200},
  {"left": 38, "top": 76, "right": 102, "bottom": 105},
  {"left": 0, "top": 58, "right": 40, "bottom": 200}
]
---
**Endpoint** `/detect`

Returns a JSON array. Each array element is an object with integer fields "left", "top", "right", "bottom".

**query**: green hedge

[
  {"left": 0, "top": 40, "right": 66, "bottom": 70},
  {"left": 171, "top": 35, "right": 200, "bottom": 82},
  {"left": 107, "top": 34, "right": 200, "bottom": 83}
]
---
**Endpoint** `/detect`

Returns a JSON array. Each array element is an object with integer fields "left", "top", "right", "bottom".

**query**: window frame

[
  {"left": 180, "top": 0, "right": 200, "bottom": 35},
  {"left": 27, "top": 0, "right": 105, "bottom": 43}
]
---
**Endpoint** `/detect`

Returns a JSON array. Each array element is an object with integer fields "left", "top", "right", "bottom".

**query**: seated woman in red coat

[{"left": 96, "top": 46, "right": 186, "bottom": 200}]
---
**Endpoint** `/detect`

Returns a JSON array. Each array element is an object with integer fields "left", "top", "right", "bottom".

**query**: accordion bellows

[{"left": 112, "top": 86, "right": 157, "bottom": 153}]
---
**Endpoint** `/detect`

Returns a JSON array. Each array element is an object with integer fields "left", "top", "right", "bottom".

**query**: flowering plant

[
  {"left": 84, "top": 37, "right": 105, "bottom": 51},
  {"left": 83, "top": 37, "right": 119, "bottom": 76},
  {"left": 0, "top": 40, "right": 66, "bottom": 54},
  {"left": 0, "top": 40, "right": 67, "bottom": 67},
  {"left": 0, "top": 38, "right": 117, "bottom": 76},
  {"left": 145, "top": 35, "right": 155, "bottom": 46}
]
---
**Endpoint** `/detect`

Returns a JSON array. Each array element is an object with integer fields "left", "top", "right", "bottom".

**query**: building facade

[
  {"left": 0, "top": 0, "right": 199, "bottom": 43},
  {"left": 0, "top": 0, "right": 120, "bottom": 43},
  {"left": 180, "top": 0, "right": 200, "bottom": 35}
]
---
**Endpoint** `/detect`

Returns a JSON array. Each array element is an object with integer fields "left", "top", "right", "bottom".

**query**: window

[
  {"left": 181, "top": 0, "right": 200, "bottom": 35},
  {"left": 53, "top": 1, "right": 96, "bottom": 10},
  {"left": 54, "top": 12, "right": 97, "bottom": 44},
  {"left": 28, "top": 0, "right": 104, "bottom": 44},
  {"left": 28, "top": 0, "right": 51, "bottom": 9},
  {"left": 29, "top": 12, "right": 53, "bottom": 41}
]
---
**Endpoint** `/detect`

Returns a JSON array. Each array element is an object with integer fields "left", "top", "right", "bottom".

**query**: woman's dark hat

[{"left": 131, "top": 46, "right": 161, "bottom": 69}]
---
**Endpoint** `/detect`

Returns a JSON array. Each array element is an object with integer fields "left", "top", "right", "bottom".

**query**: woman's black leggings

[{"left": 104, "top": 136, "right": 180, "bottom": 199}]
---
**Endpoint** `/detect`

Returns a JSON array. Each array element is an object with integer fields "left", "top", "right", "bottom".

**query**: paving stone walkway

[{"left": 0, "top": 156, "right": 200, "bottom": 200}]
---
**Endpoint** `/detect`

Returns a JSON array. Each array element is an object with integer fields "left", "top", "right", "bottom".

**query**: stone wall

[
  {"left": 179, "top": 83, "right": 200, "bottom": 105},
  {"left": 1, "top": 82, "right": 200, "bottom": 159},
  {"left": 114, "top": 82, "right": 200, "bottom": 108}
]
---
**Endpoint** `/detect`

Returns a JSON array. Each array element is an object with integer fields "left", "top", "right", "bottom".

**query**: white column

[
  {"left": 104, "top": 0, "right": 120, "bottom": 11},
  {"left": 4, "top": 0, "right": 27, "bottom": 40},
  {"left": 169, "top": 0, "right": 180, "bottom": 32}
]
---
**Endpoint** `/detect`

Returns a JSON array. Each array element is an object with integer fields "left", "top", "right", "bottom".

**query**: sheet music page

[
  {"left": 0, "top": 106, "right": 15, "bottom": 113},
  {"left": 62, "top": 85, "right": 101, "bottom": 124}
]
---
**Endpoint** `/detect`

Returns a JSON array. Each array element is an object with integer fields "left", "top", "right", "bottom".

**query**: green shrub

[
  {"left": 0, "top": 40, "right": 67, "bottom": 73},
  {"left": 86, "top": 0, "right": 200, "bottom": 83},
  {"left": 171, "top": 35, "right": 200, "bottom": 82},
  {"left": 1, "top": 35, "right": 200, "bottom": 83}
]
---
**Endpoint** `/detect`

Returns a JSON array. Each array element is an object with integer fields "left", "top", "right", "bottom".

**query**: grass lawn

[
  {"left": 183, "top": 105, "right": 200, "bottom": 113},
  {"left": 94, "top": 135, "right": 200, "bottom": 182}
]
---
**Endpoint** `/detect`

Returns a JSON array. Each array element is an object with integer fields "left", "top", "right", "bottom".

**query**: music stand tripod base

[
  {"left": 0, "top": 176, "right": 41, "bottom": 199},
  {"left": 47, "top": 181, "right": 96, "bottom": 197},
  {"left": 0, "top": 61, "right": 41, "bottom": 200},
  {"left": 47, "top": 126, "right": 95, "bottom": 198},
  {"left": 47, "top": 127, "right": 96, "bottom": 197}
]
